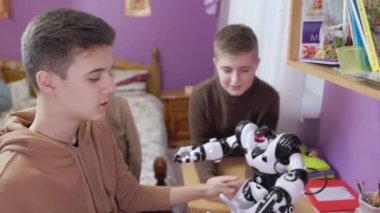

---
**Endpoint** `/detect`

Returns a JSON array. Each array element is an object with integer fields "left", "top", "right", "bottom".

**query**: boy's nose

[
  {"left": 102, "top": 77, "right": 117, "bottom": 94},
  {"left": 108, "top": 83, "right": 117, "bottom": 94},
  {"left": 231, "top": 71, "right": 240, "bottom": 83},
  {"left": 107, "top": 82, "right": 117, "bottom": 94}
]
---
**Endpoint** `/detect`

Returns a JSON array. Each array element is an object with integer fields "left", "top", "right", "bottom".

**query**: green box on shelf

[{"left": 336, "top": 46, "right": 371, "bottom": 73}]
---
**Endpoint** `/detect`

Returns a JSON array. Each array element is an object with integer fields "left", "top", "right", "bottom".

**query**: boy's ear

[
  {"left": 255, "top": 57, "right": 261, "bottom": 69},
  {"left": 35, "top": 71, "right": 56, "bottom": 94},
  {"left": 257, "top": 57, "right": 261, "bottom": 65}
]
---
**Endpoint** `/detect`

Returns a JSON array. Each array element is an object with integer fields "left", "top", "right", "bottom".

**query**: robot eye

[{"left": 255, "top": 134, "right": 265, "bottom": 143}]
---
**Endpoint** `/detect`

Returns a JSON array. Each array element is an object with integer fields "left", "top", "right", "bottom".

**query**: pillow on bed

[{"left": 112, "top": 69, "right": 149, "bottom": 92}]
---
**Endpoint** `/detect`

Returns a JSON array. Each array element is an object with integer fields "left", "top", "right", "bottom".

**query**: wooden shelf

[
  {"left": 288, "top": 60, "right": 380, "bottom": 99},
  {"left": 288, "top": 0, "right": 380, "bottom": 100}
]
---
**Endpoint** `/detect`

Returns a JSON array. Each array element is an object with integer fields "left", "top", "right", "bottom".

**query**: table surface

[{"left": 181, "top": 157, "right": 317, "bottom": 213}]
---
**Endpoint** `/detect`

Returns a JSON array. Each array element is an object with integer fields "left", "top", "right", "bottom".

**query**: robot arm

[
  {"left": 174, "top": 120, "right": 260, "bottom": 164},
  {"left": 174, "top": 135, "right": 238, "bottom": 163},
  {"left": 234, "top": 121, "right": 260, "bottom": 153}
]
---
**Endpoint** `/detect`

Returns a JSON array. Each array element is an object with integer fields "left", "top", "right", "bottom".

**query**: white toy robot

[{"left": 174, "top": 120, "right": 308, "bottom": 213}]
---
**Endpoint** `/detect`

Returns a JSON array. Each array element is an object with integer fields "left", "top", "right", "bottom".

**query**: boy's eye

[
  {"left": 240, "top": 67, "right": 251, "bottom": 73},
  {"left": 88, "top": 77, "right": 100, "bottom": 81},
  {"left": 223, "top": 68, "right": 232, "bottom": 73},
  {"left": 88, "top": 74, "right": 101, "bottom": 81}
]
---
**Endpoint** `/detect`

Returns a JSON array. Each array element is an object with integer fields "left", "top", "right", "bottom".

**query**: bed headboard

[
  {"left": 0, "top": 59, "right": 37, "bottom": 97},
  {"left": 0, "top": 59, "right": 27, "bottom": 83},
  {"left": 113, "top": 48, "right": 161, "bottom": 97}
]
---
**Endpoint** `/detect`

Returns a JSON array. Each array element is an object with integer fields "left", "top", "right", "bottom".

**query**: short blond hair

[{"left": 214, "top": 24, "right": 258, "bottom": 57}]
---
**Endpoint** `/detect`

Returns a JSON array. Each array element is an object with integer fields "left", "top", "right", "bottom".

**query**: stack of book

[
  {"left": 346, "top": 0, "right": 379, "bottom": 72},
  {"left": 308, "top": 168, "right": 336, "bottom": 180},
  {"left": 341, "top": 0, "right": 380, "bottom": 84},
  {"left": 300, "top": 145, "right": 336, "bottom": 180},
  {"left": 302, "top": 154, "right": 336, "bottom": 180}
]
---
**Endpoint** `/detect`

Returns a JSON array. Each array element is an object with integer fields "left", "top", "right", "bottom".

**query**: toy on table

[
  {"left": 300, "top": 145, "right": 336, "bottom": 180},
  {"left": 174, "top": 121, "right": 308, "bottom": 213}
]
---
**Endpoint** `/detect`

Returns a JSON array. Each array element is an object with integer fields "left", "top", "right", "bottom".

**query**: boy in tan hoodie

[{"left": 0, "top": 8, "right": 240, "bottom": 212}]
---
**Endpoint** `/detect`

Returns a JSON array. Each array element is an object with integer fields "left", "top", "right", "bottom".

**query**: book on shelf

[
  {"left": 299, "top": 0, "right": 340, "bottom": 65},
  {"left": 305, "top": 178, "right": 359, "bottom": 213},
  {"left": 347, "top": 0, "right": 366, "bottom": 47},
  {"left": 348, "top": 0, "right": 380, "bottom": 72},
  {"left": 365, "top": 0, "right": 380, "bottom": 72}
]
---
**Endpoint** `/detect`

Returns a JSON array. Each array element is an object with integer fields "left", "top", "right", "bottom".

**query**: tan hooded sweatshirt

[{"left": 0, "top": 108, "right": 170, "bottom": 213}]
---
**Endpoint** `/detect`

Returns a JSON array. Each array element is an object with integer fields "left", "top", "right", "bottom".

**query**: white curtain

[{"left": 218, "top": 0, "right": 306, "bottom": 133}]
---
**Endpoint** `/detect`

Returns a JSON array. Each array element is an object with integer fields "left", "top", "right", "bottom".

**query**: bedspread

[{"left": 116, "top": 91, "right": 177, "bottom": 186}]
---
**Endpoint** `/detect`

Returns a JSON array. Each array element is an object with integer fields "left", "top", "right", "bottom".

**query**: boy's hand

[
  {"left": 169, "top": 175, "right": 244, "bottom": 205},
  {"left": 204, "top": 175, "right": 244, "bottom": 202}
]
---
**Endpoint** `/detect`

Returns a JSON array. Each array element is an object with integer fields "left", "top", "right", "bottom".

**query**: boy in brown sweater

[
  {"left": 0, "top": 8, "right": 239, "bottom": 212},
  {"left": 189, "top": 24, "right": 280, "bottom": 183}
]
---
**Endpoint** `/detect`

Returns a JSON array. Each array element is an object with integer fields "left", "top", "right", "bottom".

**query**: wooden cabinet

[
  {"left": 288, "top": 0, "right": 380, "bottom": 100},
  {"left": 160, "top": 89, "right": 191, "bottom": 147}
]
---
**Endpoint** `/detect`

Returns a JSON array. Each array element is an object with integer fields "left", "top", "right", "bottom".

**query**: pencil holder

[{"left": 355, "top": 192, "right": 380, "bottom": 213}]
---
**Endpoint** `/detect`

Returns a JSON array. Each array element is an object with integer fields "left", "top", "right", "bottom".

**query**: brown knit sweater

[{"left": 189, "top": 76, "right": 279, "bottom": 182}]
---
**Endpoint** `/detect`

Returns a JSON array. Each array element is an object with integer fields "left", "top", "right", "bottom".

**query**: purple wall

[
  {"left": 0, "top": 0, "right": 217, "bottom": 89},
  {"left": 318, "top": 82, "right": 380, "bottom": 191}
]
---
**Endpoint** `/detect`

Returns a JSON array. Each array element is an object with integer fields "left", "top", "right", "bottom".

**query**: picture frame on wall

[
  {"left": 125, "top": 0, "right": 151, "bottom": 17},
  {"left": 0, "top": 0, "right": 10, "bottom": 19}
]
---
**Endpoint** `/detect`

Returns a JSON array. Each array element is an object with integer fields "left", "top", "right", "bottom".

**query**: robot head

[
  {"left": 247, "top": 126, "right": 276, "bottom": 158},
  {"left": 254, "top": 126, "right": 276, "bottom": 145}
]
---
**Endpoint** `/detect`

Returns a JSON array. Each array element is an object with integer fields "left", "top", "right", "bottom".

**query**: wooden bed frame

[
  {"left": 0, "top": 59, "right": 26, "bottom": 82},
  {"left": 0, "top": 59, "right": 36, "bottom": 97},
  {"left": 113, "top": 48, "right": 161, "bottom": 97}
]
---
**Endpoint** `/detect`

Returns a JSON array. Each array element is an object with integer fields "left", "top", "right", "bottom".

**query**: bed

[
  {"left": 0, "top": 59, "right": 37, "bottom": 125},
  {"left": 112, "top": 48, "right": 178, "bottom": 186},
  {"left": 0, "top": 49, "right": 178, "bottom": 187}
]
